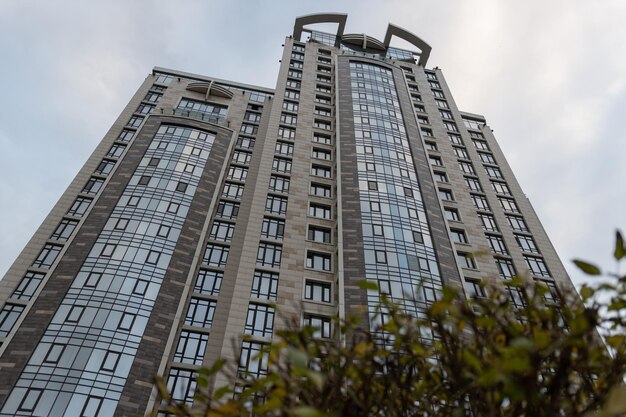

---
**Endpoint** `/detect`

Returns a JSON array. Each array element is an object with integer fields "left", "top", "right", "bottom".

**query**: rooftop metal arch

[
  {"left": 293, "top": 13, "right": 348, "bottom": 42},
  {"left": 383, "top": 23, "right": 432, "bottom": 66}
]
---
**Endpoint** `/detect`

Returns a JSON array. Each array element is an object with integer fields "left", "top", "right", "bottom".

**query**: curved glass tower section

[
  {"left": 349, "top": 61, "right": 442, "bottom": 334},
  {"left": 1, "top": 126, "right": 215, "bottom": 417}
]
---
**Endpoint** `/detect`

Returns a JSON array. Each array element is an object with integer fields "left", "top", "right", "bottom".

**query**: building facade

[{"left": 0, "top": 13, "right": 575, "bottom": 417}]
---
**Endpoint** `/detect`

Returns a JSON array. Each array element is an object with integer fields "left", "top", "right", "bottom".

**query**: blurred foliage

[{"left": 154, "top": 231, "right": 626, "bottom": 417}]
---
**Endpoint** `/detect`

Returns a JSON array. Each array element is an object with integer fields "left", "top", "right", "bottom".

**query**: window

[
  {"left": 244, "top": 304, "right": 275, "bottom": 337},
  {"left": 239, "top": 341, "right": 268, "bottom": 380},
  {"left": 265, "top": 195, "right": 288, "bottom": 215},
  {"left": 251, "top": 270, "right": 279, "bottom": 300},
  {"left": 516, "top": 234, "right": 539, "bottom": 253},
  {"left": 84, "top": 272, "right": 102, "bottom": 288},
  {"left": 414, "top": 104, "right": 426, "bottom": 113},
  {"left": 447, "top": 133, "right": 463, "bottom": 145},
  {"left": 117, "top": 129, "right": 134, "bottom": 143},
  {"left": 471, "top": 194, "right": 490, "bottom": 211},
  {"left": 479, "top": 213, "right": 498, "bottom": 231},
  {"left": 486, "top": 234, "right": 508, "bottom": 254},
  {"left": 507, "top": 215, "right": 529, "bottom": 232},
  {"left": 417, "top": 116, "right": 429, "bottom": 125},
  {"left": 303, "top": 314, "right": 331, "bottom": 338},
  {"left": 459, "top": 161, "right": 475, "bottom": 175},
  {"left": 457, "top": 253, "right": 477, "bottom": 269},
  {"left": 464, "top": 176, "right": 482, "bottom": 192},
  {"left": 314, "top": 119, "right": 331, "bottom": 130},
  {"left": 11, "top": 271, "right": 46, "bottom": 300},
  {"left": 146, "top": 250, "right": 161, "bottom": 265},
  {"left": 261, "top": 218, "right": 285, "bottom": 240},
  {"left": 315, "top": 95, "right": 331, "bottom": 105},
  {"left": 0, "top": 303, "right": 25, "bottom": 337},
  {"left": 314, "top": 106, "right": 332, "bottom": 117},
  {"left": 185, "top": 298, "right": 216, "bottom": 328},
  {"left": 453, "top": 147, "right": 469, "bottom": 159},
  {"left": 434, "top": 171, "right": 448, "bottom": 183},
  {"left": 306, "top": 251, "right": 331, "bottom": 271},
  {"left": 194, "top": 270, "right": 223, "bottom": 295},
  {"left": 43, "top": 343, "right": 66, "bottom": 364},
  {"left": 498, "top": 197, "right": 519, "bottom": 213},
  {"left": 275, "top": 141, "right": 294, "bottom": 156},
  {"left": 94, "top": 159, "right": 116, "bottom": 176},
  {"left": 429, "top": 156, "right": 442, "bottom": 166},
  {"left": 282, "top": 101, "right": 299, "bottom": 112},
  {"left": 444, "top": 208, "right": 460, "bottom": 221},
  {"left": 491, "top": 181, "right": 511, "bottom": 195},
  {"left": 432, "top": 89, "right": 445, "bottom": 99},
  {"left": 167, "top": 201, "right": 179, "bottom": 214},
  {"left": 525, "top": 256, "right": 550, "bottom": 277},
  {"left": 256, "top": 243, "right": 282, "bottom": 268},
  {"left": 232, "top": 150, "right": 252, "bottom": 165},
  {"left": 65, "top": 305, "right": 84, "bottom": 323},
  {"left": 478, "top": 152, "right": 496, "bottom": 164},
  {"left": 304, "top": 280, "right": 331, "bottom": 303},
  {"left": 240, "top": 124, "right": 258, "bottom": 135},
  {"left": 435, "top": 99, "right": 449, "bottom": 108},
  {"left": 269, "top": 175, "right": 290, "bottom": 193},
  {"left": 209, "top": 221, "right": 235, "bottom": 242},
  {"left": 496, "top": 258, "right": 516, "bottom": 279},
  {"left": 100, "top": 243, "right": 116, "bottom": 257},
  {"left": 280, "top": 113, "right": 297, "bottom": 125},
  {"left": 451, "top": 229, "right": 468, "bottom": 244},
  {"left": 166, "top": 368, "right": 197, "bottom": 406},
  {"left": 310, "top": 183, "right": 331, "bottom": 198},
  {"left": 290, "top": 60, "right": 303, "bottom": 69},
  {"left": 272, "top": 157, "right": 292, "bottom": 174},
  {"left": 176, "top": 182, "right": 188, "bottom": 193},
  {"left": 174, "top": 331, "right": 209, "bottom": 365},
  {"left": 216, "top": 201, "right": 240, "bottom": 219},
  {"left": 17, "top": 388, "right": 43, "bottom": 412},
  {"left": 308, "top": 225, "right": 331, "bottom": 243},
  {"left": 309, "top": 203, "right": 331, "bottom": 219},
  {"left": 144, "top": 91, "right": 162, "bottom": 103},
  {"left": 439, "top": 109, "right": 454, "bottom": 120},
  {"left": 154, "top": 73, "right": 174, "bottom": 85},
  {"left": 292, "top": 43, "right": 305, "bottom": 52},
  {"left": 464, "top": 118, "right": 485, "bottom": 129},
  {"left": 222, "top": 182, "right": 245, "bottom": 200},
  {"left": 420, "top": 127, "right": 433, "bottom": 137},
  {"left": 443, "top": 121, "right": 458, "bottom": 132},
  {"left": 137, "top": 103, "right": 154, "bottom": 114},
  {"left": 368, "top": 181, "right": 378, "bottom": 191},
  {"left": 311, "top": 164, "right": 331, "bottom": 178},
  {"left": 106, "top": 144, "right": 126, "bottom": 158},
  {"left": 313, "top": 132, "right": 332, "bottom": 145},
  {"left": 32, "top": 244, "right": 62, "bottom": 268},
  {"left": 438, "top": 189, "right": 453, "bottom": 201},
  {"left": 278, "top": 126, "right": 296, "bottom": 140},
  {"left": 485, "top": 166, "right": 503, "bottom": 179},
  {"left": 288, "top": 69, "right": 302, "bottom": 79},
  {"left": 244, "top": 111, "right": 261, "bottom": 123},
  {"left": 473, "top": 139, "right": 489, "bottom": 150},
  {"left": 375, "top": 250, "right": 388, "bottom": 264},
  {"left": 312, "top": 148, "right": 332, "bottom": 160},
  {"left": 203, "top": 244, "right": 229, "bottom": 267},
  {"left": 227, "top": 166, "right": 248, "bottom": 182},
  {"left": 51, "top": 218, "right": 78, "bottom": 241},
  {"left": 236, "top": 136, "right": 255, "bottom": 149},
  {"left": 100, "top": 350, "right": 121, "bottom": 372},
  {"left": 466, "top": 279, "right": 486, "bottom": 299},
  {"left": 248, "top": 91, "right": 268, "bottom": 103},
  {"left": 127, "top": 115, "right": 143, "bottom": 127},
  {"left": 138, "top": 175, "right": 151, "bottom": 186},
  {"left": 425, "top": 141, "right": 437, "bottom": 151},
  {"left": 118, "top": 312, "right": 135, "bottom": 331}
]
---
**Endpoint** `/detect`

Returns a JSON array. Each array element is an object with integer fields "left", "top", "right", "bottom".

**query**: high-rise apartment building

[{"left": 0, "top": 13, "right": 576, "bottom": 417}]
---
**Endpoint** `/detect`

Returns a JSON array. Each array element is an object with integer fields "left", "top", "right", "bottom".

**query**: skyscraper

[{"left": 0, "top": 12, "right": 576, "bottom": 417}]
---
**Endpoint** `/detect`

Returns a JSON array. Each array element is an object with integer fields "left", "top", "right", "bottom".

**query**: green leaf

[
  {"left": 580, "top": 285, "right": 595, "bottom": 301},
  {"left": 293, "top": 406, "right": 332, "bottom": 417},
  {"left": 573, "top": 259, "right": 602, "bottom": 276},
  {"left": 358, "top": 280, "right": 379, "bottom": 290},
  {"left": 287, "top": 346, "right": 309, "bottom": 369},
  {"left": 615, "top": 230, "right": 626, "bottom": 261}
]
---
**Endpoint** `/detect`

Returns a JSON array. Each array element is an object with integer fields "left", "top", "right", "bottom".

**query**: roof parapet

[
  {"left": 383, "top": 23, "right": 432, "bottom": 66},
  {"left": 293, "top": 13, "right": 348, "bottom": 44}
]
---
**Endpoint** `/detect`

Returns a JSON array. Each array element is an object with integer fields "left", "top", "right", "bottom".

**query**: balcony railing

[{"left": 159, "top": 107, "right": 230, "bottom": 127}]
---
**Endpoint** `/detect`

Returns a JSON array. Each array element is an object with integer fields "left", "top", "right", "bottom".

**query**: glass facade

[
  {"left": 349, "top": 61, "right": 442, "bottom": 340},
  {"left": 0, "top": 125, "right": 215, "bottom": 417}
]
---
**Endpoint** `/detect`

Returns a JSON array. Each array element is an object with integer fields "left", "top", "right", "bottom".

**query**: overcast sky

[{"left": 0, "top": 0, "right": 624, "bottom": 288}]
